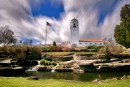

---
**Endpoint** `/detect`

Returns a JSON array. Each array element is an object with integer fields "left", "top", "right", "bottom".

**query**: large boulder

[
  {"left": 0, "top": 66, "right": 25, "bottom": 76},
  {"left": 28, "top": 76, "right": 38, "bottom": 80},
  {"left": 55, "top": 61, "right": 74, "bottom": 72},
  {"left": 37, "top": 66, "right": 53, "bottom": 71},
  {"left": 73, "top": 53, "right": 92, "bottom": 60}
]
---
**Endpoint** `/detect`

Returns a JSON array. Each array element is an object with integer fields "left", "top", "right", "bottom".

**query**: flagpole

[{"left": 45, "top": 21, "right": 47, "bottom": 45}]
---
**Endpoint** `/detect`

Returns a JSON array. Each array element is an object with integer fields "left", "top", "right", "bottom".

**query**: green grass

[
  {"left": 43, "top": 52, "right": 97, "bottom": 56},
  {"left": 0, "top": 77, "right": 130, "bottom": 87},
  {"left": 43, "top": 52, "right": 73, "bottom": 56}
]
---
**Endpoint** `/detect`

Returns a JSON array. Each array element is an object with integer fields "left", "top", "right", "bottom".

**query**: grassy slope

[
  {"left": 43, "top": 52, "right": 97, "bottom": 56},
  {"left": 0, "top": 77, "right": 130, "bottom": 87}
]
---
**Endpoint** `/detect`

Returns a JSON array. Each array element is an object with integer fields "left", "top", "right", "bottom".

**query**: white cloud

[{"left": 0, "top": 0, "right": 129, "bottom": 44}]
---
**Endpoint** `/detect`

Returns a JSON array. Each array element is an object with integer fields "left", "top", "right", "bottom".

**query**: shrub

[
  {"left": 99, "top": 46, "right": 123, "bottom": 55},
  {"left": 13, "top": 46, "right": 27, "bottom": 59},
  {"left": 40, "top": 59, "right": 44, "bottom": 65},
  {"left": 99, "top": 46, "right": 111, "bottom": 60},
  {"left": 14, "top": 52, "right": 26, "bottom": 59},
  {"left": 0, "top": 46, "right": 10, "bottom": 55},
  {"left": 25, "top": 46, "right": 42, "bottom": 60},
  {"left": 80, "top": 48, "right": 88, "bottom": 52},
  {"left": 109, "top": 46, "right": 123, "bottom": 55},
  {"left": 42, "top": 46, "right": 53, "bottom": 52},
  {"left": 42, "top": 47, "right": 47, "bottom": 52},
  {"left": 62, "top": 47, "right": 70, "bottom": 52},
  {"left": 87, "top": 46, "right": 103, "bottom": 52},
  {"left": 0, "top": 46, "right": 42, "bottom": 60},
  {"left": 31, "top": 46, "right": 42, "bottom": 54},
  {"left": 52, "top": 46, "right": 62, "bottom": 52},
  {"left": 26, "top": 53, "right": 41, "bottom": 60},
  {"left": 8, "top": 46, "right": 15, "bottom": 56},
  {"left": 40, "top": 59, "right": 56, "bottom": 66}
]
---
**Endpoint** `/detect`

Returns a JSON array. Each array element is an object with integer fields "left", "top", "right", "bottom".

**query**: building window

[
  {"left": 100, "top": 43, "right": 102, "bottom": 45},
  {"left": 80, "top": 43, "right": 82, "bottom": 44},
  {"left": 90, "top": 43, "right": 92, "bottom": 45},
  {"left": 95, "top": 43, "right": 97, "bottom": 45},
  {"left": 73, "top": 23, "right": 76, "bottom": 27},
  {"left": 85, "top": 43, "right": 87, "bottom": 44}
]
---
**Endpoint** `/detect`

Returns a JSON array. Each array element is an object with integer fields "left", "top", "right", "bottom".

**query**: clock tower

[{"left": 70, "top": 18, "right": 79, "bottom": 48}]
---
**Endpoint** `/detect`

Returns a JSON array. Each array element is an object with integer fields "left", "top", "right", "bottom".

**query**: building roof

[
  {"left": 79, "top": 38, "right": 103, "bottom": 42},
  {"left": 71, "top": 18, "right": 78, "bottom": 22}
]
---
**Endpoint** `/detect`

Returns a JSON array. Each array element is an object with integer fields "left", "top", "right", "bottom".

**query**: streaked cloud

[{"left": 0, "top": 0, "right": 129, "bottom": 44}]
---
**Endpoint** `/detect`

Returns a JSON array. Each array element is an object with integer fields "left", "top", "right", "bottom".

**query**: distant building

[
  {"left": 79, "top": 38, "right": 104, "bottom": 47},
  {"left": 70, "top": 18, "right": 104, "bottom": 48}
]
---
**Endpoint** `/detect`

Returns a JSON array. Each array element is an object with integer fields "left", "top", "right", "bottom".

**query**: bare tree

[{"left": 0, "top": 26, "right": 16, "bottom": 46}]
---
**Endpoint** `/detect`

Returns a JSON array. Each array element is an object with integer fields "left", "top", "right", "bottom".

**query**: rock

[
  {"left": 55, "top": 69, "right": 73, "bottom": 72},
  {"left": 28, "top": 76, "right": 38, "bottom": 80},
  {"left": 37, "top": 66, "right": 52, "bottom": 71},
  {"left": 73, "top": 53, "right": 90, "bottom": 60},
  {"left": 74, "top": 69, "right": 84, "bottom": 73},
  {"left": 75, "top": 60, "right": 97, "bottom": 66},
  {"left": 92, "top": 78, "right": 102, "bottom": 84},
  {"left": 0, "top": 66, "right": 25, "bottom": 76},
  {"left": 112, "top": 77, "right": 120, "bottom": 81},
  {"left": 121, "top": 75, "right": 127, "bottom": 80},
  {"left": 72, "top": 64, "right": 80, "bottom": 69},
  {"left": 91, "top": 54, "right": 106, "bottom": 60},
  {"left": 127, "top": 75, "right": 130, "bottom": 79}
]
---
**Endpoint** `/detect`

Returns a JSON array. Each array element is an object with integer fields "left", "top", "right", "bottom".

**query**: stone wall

[
  {"left": 73, "top": 53, "right": 93, "bottom": 60},
  {"left": 53, "top": 56, "right": 73, "bottom": 61}
]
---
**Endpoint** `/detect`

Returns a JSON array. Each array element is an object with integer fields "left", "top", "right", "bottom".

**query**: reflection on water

[{"left": 26, "top": 71, "right": 130, "bottom": 82}]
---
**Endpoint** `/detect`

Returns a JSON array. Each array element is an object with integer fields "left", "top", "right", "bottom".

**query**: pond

[{"left": 26, "top": 71, "right": 130, "bottom": 82}]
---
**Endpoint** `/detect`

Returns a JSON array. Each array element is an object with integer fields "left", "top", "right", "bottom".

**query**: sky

[{"left": 0, "top": 0, "right": 130, "bottom": 44}]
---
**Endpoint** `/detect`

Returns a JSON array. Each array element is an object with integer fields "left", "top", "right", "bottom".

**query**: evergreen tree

[
  {"left": 53, "top": 41, "right": 56, "bottom": 46},
  {"left": 114, "top": 4, "right": 130, "bottom": 48}
]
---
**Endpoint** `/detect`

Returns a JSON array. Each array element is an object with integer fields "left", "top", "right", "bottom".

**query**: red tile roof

[{"left": 79, "top": 38, "right": 103, "bottom": 42}]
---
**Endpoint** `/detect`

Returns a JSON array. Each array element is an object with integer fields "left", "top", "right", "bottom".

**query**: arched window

[{"left": 73, "top": 23, "right": 76, "bottom": 27}]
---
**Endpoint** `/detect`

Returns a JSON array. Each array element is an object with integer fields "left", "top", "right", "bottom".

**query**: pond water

[{"left": 26, "top": 71, "right": 130, "bottom": 82}]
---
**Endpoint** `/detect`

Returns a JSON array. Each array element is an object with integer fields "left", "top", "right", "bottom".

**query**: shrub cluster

[
  {"left": 42, "top": 46, "right": 53, "bottom": 52},
  {"left": 71, "top": 46, "right": 103, "bottom": 52},
  {"left": 42, "top": 46, "right": 70, "bottom": 52},
  {"left": 99, "top": 46, "right": 124, "bottom": 60},
  {"left": 99, "top": 46, "right": 123, "bottom": 55},
  {"left": 0, "top": 46, "right": 42, "bottom": 60},
  {"left": 52, "top": 46, "right": 62, "bottom": 52},
  {"left": 42, "top": 45, "right": 103, "bottom": 52},
  {"left": 40, "top": 59, "right": 56, "bottom": 66}
]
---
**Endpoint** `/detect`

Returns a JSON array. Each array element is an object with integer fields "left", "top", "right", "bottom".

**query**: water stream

[
  {"left": 26, "top": 60, "right": 130, "bottom": 82},
  {"left": 51, "top": 63, "right": 59, "bottom": 72},
  {"left": 27, "top": 61, "right": 40, "bottom": 71},
  {"left": 25, "top": 71, "right": 130, "bottom": 82}
]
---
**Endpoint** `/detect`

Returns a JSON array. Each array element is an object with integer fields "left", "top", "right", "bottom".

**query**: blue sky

[
  {"left": 30, "top": 0, "right": 120, "bottom": 24},
  {"left": 30, "top": 0, "right": 64, "bottom": 19},
  {"left": 0, "top": 0, "right": 130, "bottom": 44},
  {"left": 97, "top": 0, "right": 120, "bottom": 25}
]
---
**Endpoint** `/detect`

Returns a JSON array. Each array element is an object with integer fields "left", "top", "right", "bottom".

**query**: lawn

[
  {"left": 43, "top": 52, "right": 97, "bottom": 56},
  {"left": 0, "top": 77, "right": 130, "bottom": 87}
]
